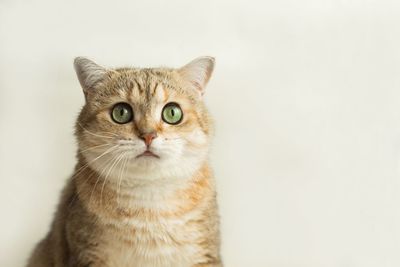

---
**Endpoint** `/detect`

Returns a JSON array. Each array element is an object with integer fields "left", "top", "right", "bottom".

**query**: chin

[
  {"left": 126, "top": 154, "right": 180, "bottom": 175},
  {"left": 130, "top": 155, "right": 165, "bottom": 170},
  {"left": 125, "top": 154, "right": 203, "bottom": 183}
]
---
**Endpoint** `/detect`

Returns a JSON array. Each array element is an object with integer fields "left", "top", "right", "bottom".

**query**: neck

[{"left": 73, "top": 158, "right": 213, "bottom": 220}]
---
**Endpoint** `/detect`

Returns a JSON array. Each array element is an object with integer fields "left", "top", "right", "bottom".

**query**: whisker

[
  {"left": 88, "top": 152, "right": 121, "bottom": 205},
  {"left": 68, "top": 145, "right": 119, "bottom": 208},
  {"left": 79, "top": 143, "right": 112, "bottom": 154},
  {"left": 100, "top": 152, "right": 126, "bottom": 206},
  {"left": 117, "top": 154, "right": 129, "bottom": 206},
  {"left": 77, "top": 122, "right": 117, "bottom": 139},
  {"left": 118, "top": 140, "right": 142, "bottom": 147},
  {"left": 72, "top": 145, "right": 119, "bottom": 179},
  {"left": 163, "top": 136, "right": 184, "bottom": 141}
]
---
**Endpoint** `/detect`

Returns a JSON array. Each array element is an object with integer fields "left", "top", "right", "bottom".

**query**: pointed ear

[
  {"left": 73, "top": 57, "right": 107, "bottom": 94},
  {"left": 178, "top": 56, "right": 215, "bottom": 96}
]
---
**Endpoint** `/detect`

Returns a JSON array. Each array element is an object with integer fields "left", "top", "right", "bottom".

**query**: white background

[{"left": 1, "top": 0, "right": 400, "bottom": 266}]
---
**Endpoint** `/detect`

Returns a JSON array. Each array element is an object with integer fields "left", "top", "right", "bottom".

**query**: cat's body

[{"left": 27, "top": 57, "right": 222, "bottom": 267}]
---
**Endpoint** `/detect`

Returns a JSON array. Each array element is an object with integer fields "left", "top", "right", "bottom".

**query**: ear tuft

[
  {"left": 74, "top": 57, "right": 107, "bottom": 92},
  {"left": 178, "top": 56, "right": 215, "bottom": 96}
]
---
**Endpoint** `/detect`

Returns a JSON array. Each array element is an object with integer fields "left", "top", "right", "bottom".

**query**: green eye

[
  {"left": 111, "top": 103, "right": 133, "bottom": 124},
  {"left": 162, "top": 103, "right": 183, "bottom": 125}
]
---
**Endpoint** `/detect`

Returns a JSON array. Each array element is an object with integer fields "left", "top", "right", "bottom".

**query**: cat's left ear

[
  {"left": 178, "top": 56, "right": 215, "bottom": 96},
  {"left": 74, "top": 57, "right": 108, "bottom": 97}
]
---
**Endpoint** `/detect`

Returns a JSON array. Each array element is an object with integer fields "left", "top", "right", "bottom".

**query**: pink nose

[{"left": 140, "top": 132, "right": 158, "bottom": 147}]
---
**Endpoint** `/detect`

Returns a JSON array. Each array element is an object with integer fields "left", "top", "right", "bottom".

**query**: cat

[{"left": 26, "top": 56, "right": 222, "bottom": 267}]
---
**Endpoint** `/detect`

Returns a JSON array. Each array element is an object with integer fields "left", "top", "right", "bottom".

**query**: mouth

[{"left": 136, "top": 150, "right": 160, "bottom": 159}]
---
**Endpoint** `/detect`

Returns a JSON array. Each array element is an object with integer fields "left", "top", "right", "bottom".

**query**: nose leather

[{"left": 140, "top": 132, "right": 158, "bottom": 147}]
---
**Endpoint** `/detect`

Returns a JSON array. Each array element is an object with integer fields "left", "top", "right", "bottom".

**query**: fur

[{"left": 27, "top": 57, "right": 222, "bottom": 267}]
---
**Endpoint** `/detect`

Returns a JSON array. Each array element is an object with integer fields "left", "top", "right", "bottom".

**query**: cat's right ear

[{"left": 74, "top": 57, "right": 108, "bottom": 97}]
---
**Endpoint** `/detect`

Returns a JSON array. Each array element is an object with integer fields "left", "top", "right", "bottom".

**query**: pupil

[
  {"left": 171, "top": 109, "right": 175, "bottom": 117},
  {"left": 120, "top": 108, "right": 124, "bottom": 116}
]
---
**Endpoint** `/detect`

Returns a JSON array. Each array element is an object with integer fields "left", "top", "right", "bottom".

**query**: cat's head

[{"left": 74, "top": 57, "right": 215, "bottom": 182}]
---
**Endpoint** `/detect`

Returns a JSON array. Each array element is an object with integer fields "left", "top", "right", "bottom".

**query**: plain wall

[{"left": 1, "top": 0, "right": 400, "bottom": 266}]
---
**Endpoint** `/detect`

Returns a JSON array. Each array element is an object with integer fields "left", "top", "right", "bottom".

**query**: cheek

[
  {"left": 155, "top": 127, "right": 207, "bottom": 153},
  {"left": 95, "top": 113, "right": 118, "bottom": 133},
  {"left": 149, "top": 132, "right": 185, "bottom": 159},
  {"left": 78, "top": 122, "right": 113, "bottom": 149},
  {"left": 152, "top": 134, "right": 182, "bottom": 150},
  {"left": 156, "top": 113, "right": 208, "bottom": 150},
  {"left": 184, "top": 128, "right": 208, "bottom": 147}
]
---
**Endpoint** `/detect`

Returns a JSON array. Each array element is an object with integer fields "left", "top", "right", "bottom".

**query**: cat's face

[{"left": 74, "top": 57, "right": 214, "bottom": 182}]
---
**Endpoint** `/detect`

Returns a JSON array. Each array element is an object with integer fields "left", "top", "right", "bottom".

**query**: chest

[{"left": 99, "top": 213, "right": 203, "bottom": 267}]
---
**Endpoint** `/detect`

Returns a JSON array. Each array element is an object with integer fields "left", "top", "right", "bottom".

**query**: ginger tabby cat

[{"left": 27, "top": 57, "right": 222, "bottom": 267}]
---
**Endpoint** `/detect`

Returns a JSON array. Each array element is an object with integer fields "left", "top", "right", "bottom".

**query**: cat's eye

[
  {"left": 111, "top": 102, "right": 133, "bottom": 124},
  {"left": 162, "top": 102, "right": 183, "bottom": 125}
]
